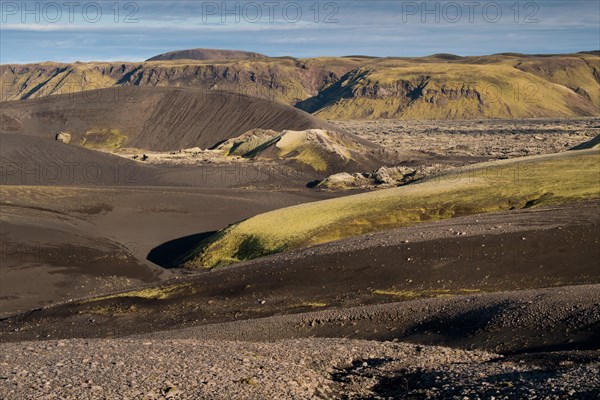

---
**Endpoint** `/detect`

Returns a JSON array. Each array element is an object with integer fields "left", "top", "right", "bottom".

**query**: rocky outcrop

[
  {"left": 318, "top": 164, "right": 449, "bottom": 190},
  {"left": 55, "top": 132, "right": 71, "bottom": 143}
]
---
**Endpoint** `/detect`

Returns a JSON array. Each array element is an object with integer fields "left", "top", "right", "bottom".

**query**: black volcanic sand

[
  {"left": 142, "top": 284, "right": 600, "bottom": 354},
  {"left": 2, "top": 202, "right": 598, "bottom": 352},
  {"left": 0, "top": 128, "right": 345, "bottom": 316},
  {"left": 0, "top": 133, "right": 323, "bottom": 188},
  {"left": 0, "top": 216, "right": 163, "bottom": 317},
  {"left": 0, "top": 183, "right": 338, "bottom": 316},
  {"left": 0, "top": 86, "right": 349, "bottom": 151}
]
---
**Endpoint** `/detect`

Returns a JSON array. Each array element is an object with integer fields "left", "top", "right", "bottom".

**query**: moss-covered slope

[{"left": 186, "top": 149, "right": 600, "bottom": 268}]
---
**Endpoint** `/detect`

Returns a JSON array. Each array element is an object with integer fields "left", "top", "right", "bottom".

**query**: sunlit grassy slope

[
  {"left": 515, "top": 56, "right": 600, "bottom": 110},
  {"left": 2, "top": 53, "right": 598, "bottom": 119},
  {"left": 187, "top": 149, "right": 600, "bottom": 268},
  {"left": 314, "top": 62, "right": 599, "bottom": 119}
]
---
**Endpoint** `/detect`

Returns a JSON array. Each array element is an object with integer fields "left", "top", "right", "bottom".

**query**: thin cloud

[{"left": 1, "top": 0, "right": 598, "bottom": 63}]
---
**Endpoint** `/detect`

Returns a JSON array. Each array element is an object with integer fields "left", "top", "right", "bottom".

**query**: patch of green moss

[
  {"left": 373, "top": 288, "right": 481, "bottom": 299},
  {"left": 291, "top": 302, "right": 328, "bottom": 308},
  {"left": 88, "top": 304, "right": 138, "bottom": 315},
  {"left": 81, "top": 283, "right": 195, "bottom": 303},
  {"left": 81, "top": 128, "right": 127, "bottom": 150},
  {"left": 373, "top": 289, "right": 452, "bottom": 299}
]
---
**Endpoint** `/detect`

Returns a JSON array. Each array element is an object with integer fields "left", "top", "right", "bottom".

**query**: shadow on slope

[
  {"left": 147, "top": 232, "right": 217, "bottom": 269},
  {"left": 571, "top": 134, "right": 600, "bottom": 150}
]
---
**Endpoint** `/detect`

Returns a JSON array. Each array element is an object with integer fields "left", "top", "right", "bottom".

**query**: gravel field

[
  {"left": 2, "top": 284, "right": 599, "bottom": 399},
  {"left": 1, "top": 338, "right": 598, "bottom": 399},
  {"left": 333, "top": 119, "right": 600, "bottom": 161}
]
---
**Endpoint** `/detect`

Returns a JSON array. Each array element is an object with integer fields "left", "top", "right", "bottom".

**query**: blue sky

[{"left": 1, "top": 0, "right": 599, "bottom": 64}]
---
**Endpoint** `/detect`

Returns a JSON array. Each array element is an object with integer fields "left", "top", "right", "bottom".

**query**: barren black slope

[{"left": 0, "top": 86, "right": 340, "bottom": 151}]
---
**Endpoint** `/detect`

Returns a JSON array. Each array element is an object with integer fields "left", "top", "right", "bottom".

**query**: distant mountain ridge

[
  {"left": 1, "top": 51, "right": 598, "bottom": 120},
  {"left": 147, "top": 48, "right": 267, "bottom": 61}
]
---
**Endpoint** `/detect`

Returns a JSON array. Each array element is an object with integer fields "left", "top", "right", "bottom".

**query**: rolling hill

[
  {"left": 1, "top": 51, "right": 598, "bottom": 119},
  {"left": 184, "top": 149, "right": 600, "bottom": 268},
  {"left": 0, "top": 86, "right": 339, "bottom": 151}
]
